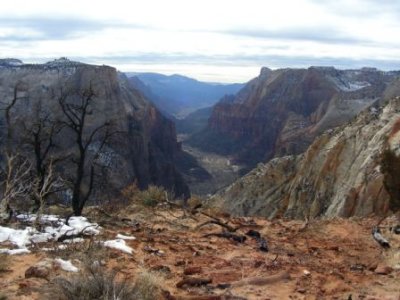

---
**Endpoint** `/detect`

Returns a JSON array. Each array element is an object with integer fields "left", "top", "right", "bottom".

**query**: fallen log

[
  {"left": 232, "top": 271, "right": 291, "bottom": 287},
  {"left": 203, "top": 232, "right": 246, "bottom": 243},
  {"left": 176, "top": 277, "right": 212, "bottom": 288},
  {"left": 57, "top": 225, "right": 97, "bottom": 242},
  {"left": 197, "top": 220, "right": 238, "bottom": 232}
]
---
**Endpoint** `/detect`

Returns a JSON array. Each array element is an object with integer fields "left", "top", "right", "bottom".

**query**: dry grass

[
  {"left": 131, "top": 268, "right": 164, "bottom": 300},
  {"left": 50, "top": 265, "right": 163, "bottom": 300},
  {"left": 45, "top": 238, "right": 110, "bottom": 269},
  {"left": 50, "top": 265, "right": 136, "bottom": 300},
  {"left": 186, "top": 195, "right": 203, "bottom": 209},
  {"left": 122, "top": 183, "right": 167, "bottom": 208}
]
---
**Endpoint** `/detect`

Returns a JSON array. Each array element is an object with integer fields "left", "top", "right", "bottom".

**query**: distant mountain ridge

[{"left": 126, "top": 72, "right": 244, "bottom": 118}]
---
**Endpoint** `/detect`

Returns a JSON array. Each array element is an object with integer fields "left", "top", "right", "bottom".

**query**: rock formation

[
  {"left": 216, "top": 94, "right": 400, "bottom": 219},
  {"left": 0, "top": 58, "right": 189, "bottom": 203},
  {"left": 190, "top": 67, "right": 399, "bottom": 171}
]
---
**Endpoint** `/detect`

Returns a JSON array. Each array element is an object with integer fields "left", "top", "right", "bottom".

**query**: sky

[{"left": 1, "top": 0, "right": 400, "bottom": 83}]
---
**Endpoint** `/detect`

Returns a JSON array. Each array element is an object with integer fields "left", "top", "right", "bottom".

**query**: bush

[
  {"left": 122, "top": 184, "right": 167, "bottom": 208},
  {"left": 51, "top": 265, "right": 135, "bottom": 300},
  {"left": 50, "top": 265, "right": 163, "bottom": 300},
  {"left": 139, "top": 186, "right": 166, "bottom": 207},
  {"left": 131, "top": 268, "right": 163, "bottom": 300},
  {"left": 186, "top": 196, "right": 203, "bottom": 210}
]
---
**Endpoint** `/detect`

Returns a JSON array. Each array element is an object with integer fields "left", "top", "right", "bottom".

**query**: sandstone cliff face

[
  {"left": 190, "top": 67, "right": 398, "bottom": 169},
  {"left": 216, "top": 96, "right": 400, "bottom": 219},
  {"left": 0, "top": 58, "right": 189, "bottom": 200}
]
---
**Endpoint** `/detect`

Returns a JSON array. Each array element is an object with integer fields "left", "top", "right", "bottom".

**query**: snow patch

[
  {"left": 0, "top": 248, "right": 31, "bottom": 255},
  {"left": 329, "top": 76, "right": 371, "bottom": 92},
  {"left": 103, "top": 239, "right": 134, "bottom": 254},
  {"left": 0, "top": 214, "right": 100, "bottom": 255},
  {"left": 54, "top": 258, "right": 79, "bottom": 272},
  {"left": 116, "top": 234, "right": 136, "bottom": 240}
]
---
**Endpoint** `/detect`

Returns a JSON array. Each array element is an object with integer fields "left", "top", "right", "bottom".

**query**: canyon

[{"left": 189, "top": 66, "right": 400, "bottom": 173}]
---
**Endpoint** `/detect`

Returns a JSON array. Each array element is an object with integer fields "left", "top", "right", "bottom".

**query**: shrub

[
  {"left": 51, "top": 265, "right": 136, "bottom": 300},
  {"left": 139, "top": 186, "right": 166, "bottom": 207},
  {"left": 50, "top": 265, "right": 163, "bottom": 300},
  {"left": 131, "top": 268, "right": 163, "bottom": 300},
  {"left": 186, "top": 196, "right": 203, "bottom": 210},
  {"left": 122, "top": 183, "right": 167, "bottom": 208}
]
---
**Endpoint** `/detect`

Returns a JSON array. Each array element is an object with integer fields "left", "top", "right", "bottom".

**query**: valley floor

[
  {"left": 179, "top": 135, "right": 243, "bottom": 196},
  {"left": 1, "top": 205, "right": 400, "bottom": 299}
]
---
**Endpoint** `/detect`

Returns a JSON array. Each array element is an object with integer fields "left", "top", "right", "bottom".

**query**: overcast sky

[{"left": 1, "top": 0, "right": 399, "bottom": 82}]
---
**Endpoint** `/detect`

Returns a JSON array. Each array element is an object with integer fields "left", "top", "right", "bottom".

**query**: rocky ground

[{"left": 0, "top": 205, "right": 400, "bottom": 299}]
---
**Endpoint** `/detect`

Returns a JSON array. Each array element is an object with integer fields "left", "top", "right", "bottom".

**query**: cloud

[
  {"left": 0, "top": 17, "right": 148, "bottom": 41},
  {"left": 79, "top": 53, "right": 400, "bottom": 71},
  {"left": 220, "top": 27, "right": 369, "bottom": 45},
  {"left": 0, "top": 0, "right": 399, "bottom": 82}
]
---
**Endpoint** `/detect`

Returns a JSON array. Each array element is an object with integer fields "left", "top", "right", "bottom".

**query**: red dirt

[{"left": 1, "top": 210, "right": 400, "bottom": 299}]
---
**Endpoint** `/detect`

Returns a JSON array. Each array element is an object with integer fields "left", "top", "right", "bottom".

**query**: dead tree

[
  {"left": 57, "top": 84, "right": 115, "bottom": 216},
  {"left": 0, "top": 154, "right": 31, "bottom": 221},
  {"left": 0, "top": 82, "right": 30, "bottom": 220},
  {"left": 0, "top": 82, "right": 28, "bottom": 152},
  {"left": 32, "top": 160, "right": 64, "bottom": 226},
  {"left": 21, "top": 101, "right": 64, "bottom": 210}
]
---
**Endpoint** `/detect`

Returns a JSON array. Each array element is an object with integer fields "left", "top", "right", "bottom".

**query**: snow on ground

[
  {"left": 103, "top": 239, "right": 134, "bottom": 254},
  {"left": 0, "top": 226, "right": 36, "bottom": 248},
  {"left": 0, "top": 214, "right": 100, "bottom": 255},
  {"left": 0, "top": 248, "right": 31, "bottom": 255},
  {"left": 54, "top": 258, "right": 79, "bottom": 272},
  {"left": 329, "top": 76, "right": 371, "bottom": 92},
  {"left": 0, "top": 214, "right": 137, "bottom": 256},
  {"left": 116, "top": 233, "right": 136, "bottom": 240}
]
